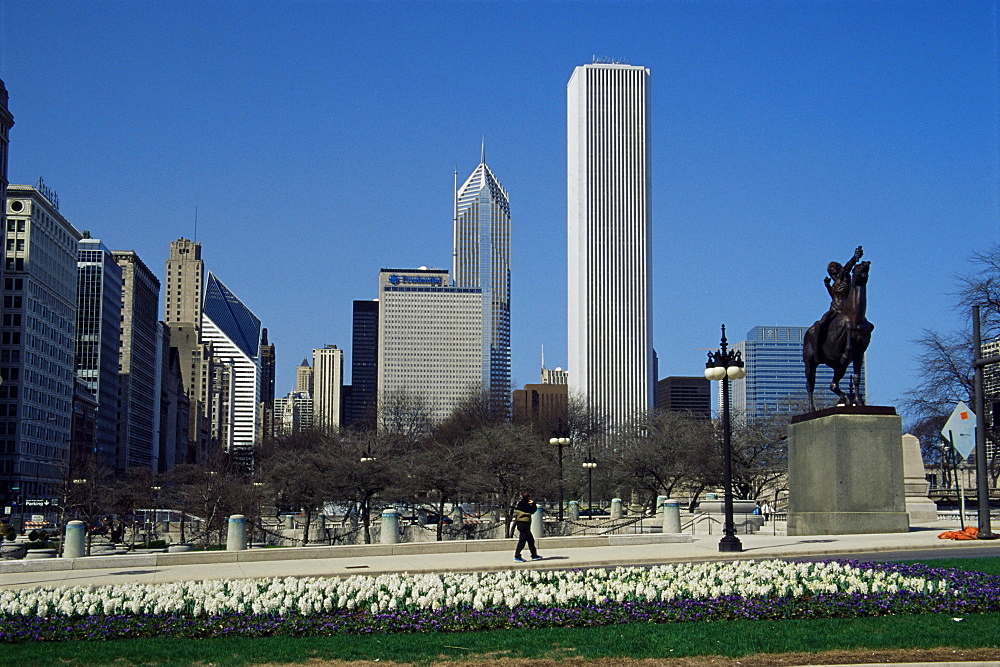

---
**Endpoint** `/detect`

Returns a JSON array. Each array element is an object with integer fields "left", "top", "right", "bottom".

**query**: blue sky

[{"left": 0, "top": 1, "right": 996, "bottom": 418}]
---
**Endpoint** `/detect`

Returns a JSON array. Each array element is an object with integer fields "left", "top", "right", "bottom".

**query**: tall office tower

[
  {"left": 656, "top": 377, "right": 711, "bottom": 419},
  {"left": 377, "top": 268, "right": 483, "bottom": 424},
  {"left": 273, "top": 390, "right": 313, "bottom": 435},
  {"left": 259, "top": 328, "right": 276, "bottom": 440},
  {"left": 1, "top": 185, "right": 82, "bottom": 511},
  {"left": 295, "top": 358, "right": 313, "bottom": 394},
  {"left": 200, "top": 272, "right": 261, "bottom": 453},
  {"left": 731, "top": 325, "right": 866, "bottom": 420},
  {"left": 0, "top": 78, "right": 12, "bottom": 269},
  {"left": 158, "top": 324, "right": 190, "bottom": 470},
  {"left": 981, "top": 337, "right": 1000, "bottom": 457},
  {"left": 453, "top": 148, "right": 511, "bottom": 401},
  {"left": 163, "top": 238, "right": 212, "bottom": 459},
  {"left": 346, "top": 299, "right": 378, "bottom": 429},
  {"left": 312, "top": 345, "right": 343, "bottom": 431},
  {"left": 567, "top": 62, "right": 654, "bottom": 429},
  {"left": 75, "top": 234, "right": 123, "bottom": 471},
  {"left": 112, "top": 250, "right": 160, "bottom": 472}
]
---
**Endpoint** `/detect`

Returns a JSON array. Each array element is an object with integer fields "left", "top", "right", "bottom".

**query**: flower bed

[{"left": 1, "top": 560, "right": 998, "bottom": 643}]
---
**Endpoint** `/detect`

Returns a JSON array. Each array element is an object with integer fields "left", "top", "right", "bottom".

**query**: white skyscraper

[
  {"left": 312, "top": 345, "right": 343, "bottom": 430},
  {"left": 567, "top": 62, "right": 654, "bottom": 428},
  {"left": 453, "top": 147, "right": 511, "bottom": 400},
  {"left": 200, "top": 272, "right": 261, "bottom": 452}
]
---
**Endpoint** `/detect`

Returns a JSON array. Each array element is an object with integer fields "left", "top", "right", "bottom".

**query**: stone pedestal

[
  {"left": 901, "top": 433, "right": 939, "bottom": 523},
  {"left": 788, "top": 406, "right": 909, "bottom": 535}
]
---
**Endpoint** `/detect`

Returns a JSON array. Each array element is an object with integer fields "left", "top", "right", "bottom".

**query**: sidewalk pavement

[{"left": 2, "top": 520, "right": 997, "bottom": 591}]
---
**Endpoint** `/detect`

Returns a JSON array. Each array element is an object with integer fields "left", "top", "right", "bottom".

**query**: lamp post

[
  {"left": 549, "top": 437, "right": 570, "bottom": 521},
  {"left": 582, "top": 452, "right": 597, "bottom": 517},
  {"left": 704, "top": 324, "right": 746, "bottom": 553},
  {"left": 251, "top": 481, "right": 265, "bottom": 548}
]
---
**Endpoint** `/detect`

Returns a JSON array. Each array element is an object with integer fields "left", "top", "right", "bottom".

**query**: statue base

[{"left": 787, "top": 406, "right": 909, "bottom": 536}]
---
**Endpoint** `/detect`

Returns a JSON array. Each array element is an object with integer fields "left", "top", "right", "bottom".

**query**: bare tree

[
  {"left": 258, "top": 429, "right": 339, "bottom": 544},
  {"left": 729, "top": 410, "right": 789, "bottom": 502},
  {"left": 377, "top": 390, "right": 432, "bottom": 443},
  {"left": 903, "top": 243, "right": 1000, "bottom": 485},
  {"left": 615, "top": 409, "right": 716, "bottom": 509},
  {"left": 466, "top": 423, "right": 553, "bottom": 537}
]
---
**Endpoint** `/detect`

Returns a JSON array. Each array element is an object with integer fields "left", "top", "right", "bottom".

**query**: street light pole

[
  {"left": 705, "top": 324, "right": 746, "bottom": 553},
  {"left": 582, "top": 451, "right": 597, "bottom": 517},
  {"left": 549, "top": 437, "right": 570, "bottom": 521}
]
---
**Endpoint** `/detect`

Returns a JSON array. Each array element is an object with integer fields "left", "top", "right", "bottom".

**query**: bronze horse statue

[{"left": 803, "top": 259, "right": 873, "bottom": 411}]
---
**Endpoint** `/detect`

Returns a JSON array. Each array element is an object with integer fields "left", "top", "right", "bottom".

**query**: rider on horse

[{"left": 817, "top": 246, "right": 863, "bottom": 359}]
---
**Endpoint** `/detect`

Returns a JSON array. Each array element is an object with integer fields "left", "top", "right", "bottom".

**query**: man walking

[{"left": 513, "top": 491, "right": 543, "bottom": 562}]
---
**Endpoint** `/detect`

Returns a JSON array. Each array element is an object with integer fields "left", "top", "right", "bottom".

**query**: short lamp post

[
  {"left": 704, "top": 324, "right": 746, "bottom": 553},
  {"left": 251, "top": 481, "right": 265, "bottom": 548},
  {"left": 549, "top": 437, "right": 570, "bottom": 521},
  {"left": 582, "top": 453, "right": 597, "bottom": 517}
]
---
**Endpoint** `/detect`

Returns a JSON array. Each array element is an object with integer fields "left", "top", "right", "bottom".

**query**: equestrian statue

[{"left": 803, "top": 246, "right": 874, "bottom": 411}]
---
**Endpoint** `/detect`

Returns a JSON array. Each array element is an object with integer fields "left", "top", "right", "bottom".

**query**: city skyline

[{"left": 0, "top": 2, "right": 996, "bottom": 414}]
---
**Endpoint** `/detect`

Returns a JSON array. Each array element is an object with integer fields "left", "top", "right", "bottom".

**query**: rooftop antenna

[
  {"left": 481, "top": 136, "right": 485, "bottom": 164},
  {"left": 194, "top": 206, "right": 198, "bottom": 242},
  {"left": 541, "top": 344, "right": 546, "bottom": 371}
]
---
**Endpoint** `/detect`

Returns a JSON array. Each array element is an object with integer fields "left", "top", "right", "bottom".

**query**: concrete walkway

[{"left": 2, "top": 520, "right": 996, "bottom": 591}]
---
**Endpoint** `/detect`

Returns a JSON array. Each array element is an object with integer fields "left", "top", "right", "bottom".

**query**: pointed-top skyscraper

[{"left": 453, "top": 144, "right": 511, "bottom": 400}]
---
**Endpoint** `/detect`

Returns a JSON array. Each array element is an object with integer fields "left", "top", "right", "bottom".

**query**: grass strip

[{"left": 2, "top": 611, "right": 999, "bottom": 666}]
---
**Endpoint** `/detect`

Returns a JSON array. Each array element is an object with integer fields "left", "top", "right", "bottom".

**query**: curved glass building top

[{"left": 203, "top": 272, "right": 261, "bottom": 360}]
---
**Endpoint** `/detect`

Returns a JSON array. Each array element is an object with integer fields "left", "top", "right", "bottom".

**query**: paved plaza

[{"left": 2, "top": 520, "right": 997, "bottom": 591}]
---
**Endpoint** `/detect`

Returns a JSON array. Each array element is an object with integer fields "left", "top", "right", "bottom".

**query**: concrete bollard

[
  {"left": 662, "top": 499, "right": 681, "bottom": 533},
  {"left": 380, "top": 508, "right": 400, "bottom": 544},
  {"left": 656, "top": 495, "right": 667, "bottom": 516},
  {"left": 64, "top": 520, "right": 86, "bottom": 558},
  {"left": 610, "top": 497, "right": 623, "bottom": 519},
  {"left": 284, "top": 514, "right": 294, "bottom": 530},
  {"left": 568, "top": 500, "right": 580, "bottom": 521},
  {"left": 226, "top": 514, "right": 247, "bottom": 551},
  {"left": 530, "top": 506, "right": 544, "bottom": 541}
]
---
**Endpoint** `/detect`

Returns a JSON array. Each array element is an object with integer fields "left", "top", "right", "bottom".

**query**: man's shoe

[
  {"left": 514, "top": 557, "right": 526, "bottom": 562},
  {"left": 531, "top": 555, "right": 543, "bottom": 560}
]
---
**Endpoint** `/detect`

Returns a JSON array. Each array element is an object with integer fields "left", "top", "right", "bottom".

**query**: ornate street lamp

[
  {"left": 582, "top": 452, "right": 597, "bottom": 518},
  {"left": 549, "top": 437, "right": 570, "bottom": 521},
  {"left": 704, "top": 324, "right": 746, "bottom": 553}
]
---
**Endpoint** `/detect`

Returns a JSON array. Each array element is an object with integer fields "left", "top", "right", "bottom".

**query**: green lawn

[{"left": 2, "top": 557, "right": 998, "bottom": 666}]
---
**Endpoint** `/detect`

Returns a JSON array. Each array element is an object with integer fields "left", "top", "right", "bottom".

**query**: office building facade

[
  {"left": 75, "top": 234, "right": 123, "bottom": 471},
  {"left": 295, "top": 358, "right": 313, "bottom": 395},
  {"left": 200, "top": 272, "right": 261, "bottom": 452},
  {"left": 657, "top": 376, "right": 711, "bottom": 419},
  {"left": 312, "top": 345, "right": 343, "bottom": 430},
  {"left": 112, "top": 250, "right": 160, "bottom": 472},
  {"left": 567, "top": 63, "right": 654, "bottom": 428},
  {"left": 163, "top": 238, "right": 212, "bottom": 459},
  {"left": 259, "top": 328, "right": 276, "bottom": 440},
  {"left": 1, "top": 185, "right": 82, "bottom": 508},
  {"left": 454, "top": 150, "right": 511, "bottom": 401},
  {"left": 274, "top": 390, "right": 313, "bottom": 435},
  {"left": 346, "top": 299, "right": 378, "bottom": 429},
  {"left": 377, "top": 268, "right": 483, "bottom": 424},
  {"left": 731, "top": 325, "right": 866, "bottom": 420}
]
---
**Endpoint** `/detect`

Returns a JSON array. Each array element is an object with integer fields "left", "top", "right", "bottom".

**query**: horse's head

[{"left": 852, "top": 260, "right": 870, "bottom": 286}]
